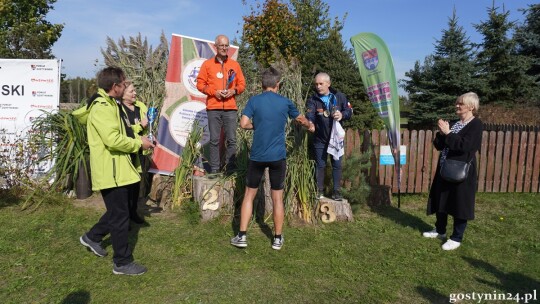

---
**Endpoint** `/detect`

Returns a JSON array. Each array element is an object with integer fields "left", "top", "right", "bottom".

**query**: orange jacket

[{"left": 196, "top": 56, "right": 246, "bottom": 110}]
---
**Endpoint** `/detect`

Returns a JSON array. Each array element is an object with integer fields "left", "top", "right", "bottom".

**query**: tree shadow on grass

[
  {"left": 463, "top": 257, "right": 540, "bottom": 294},
  {"left": 415, "top": 286, "right": 448, "bottom": 304},
  {"left": 369, "top": 204, "right": 433, "bottom": 234},
  {"left": 61, "top": 290, "right": 90, "bottom": 304}
]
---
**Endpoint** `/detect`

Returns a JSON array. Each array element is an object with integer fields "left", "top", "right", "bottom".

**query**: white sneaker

[
  {"left": 442, "top": 239, "right": 461, "bottom": 251},
  {"left": 230, "top": 234, "right": 247, "bottom": 248},
  {"left": 271, "top": 236, "right": 284, "bottom": 250},
  {"left": 422, "top": 229, "right": 446, "bottom": 240}
]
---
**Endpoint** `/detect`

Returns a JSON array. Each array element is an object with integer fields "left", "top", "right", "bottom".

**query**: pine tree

[
  {"left": 474, "top": 4, "right": 537, "bottom": 104},
  {"left": 514, "top": 3, "right": 540, "bottom": 102},
  {"left": 403, "top": 10, "right": 478, "bottom": 127}
]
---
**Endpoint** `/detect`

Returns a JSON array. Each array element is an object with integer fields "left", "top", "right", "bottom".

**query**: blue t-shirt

[{"left": 242, "top": 91, "right": 300, "bottom": 162}]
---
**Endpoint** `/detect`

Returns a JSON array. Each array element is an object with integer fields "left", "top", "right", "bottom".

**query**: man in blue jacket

[{"left": 306, "top": 72, "right": 352, "bottom": 201}]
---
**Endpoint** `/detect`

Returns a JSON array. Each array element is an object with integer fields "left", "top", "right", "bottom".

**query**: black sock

[
  {"left": 274, "top": 234, "right": 282, "bottom": 239},
  {"left": 238, "top": 231, "right": 246, "bottom": 237}
]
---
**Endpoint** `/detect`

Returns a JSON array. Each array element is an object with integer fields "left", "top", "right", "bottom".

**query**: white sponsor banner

[{"left": 0, "top": 59, "right": 61, "bottom": 178}]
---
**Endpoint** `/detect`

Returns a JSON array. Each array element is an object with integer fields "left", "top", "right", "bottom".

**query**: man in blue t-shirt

[{"left": 230, "top": 67, "right": 312, "bottom": 250}]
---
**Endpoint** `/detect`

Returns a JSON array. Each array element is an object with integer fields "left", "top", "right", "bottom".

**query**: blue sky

[{"left": 49, "top": 0, "right": 533, "bottom": 85}]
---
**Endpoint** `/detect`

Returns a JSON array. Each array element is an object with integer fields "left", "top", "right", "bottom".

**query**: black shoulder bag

[{"left": 440, "top": 158, "right": 472, "bottom": 183}]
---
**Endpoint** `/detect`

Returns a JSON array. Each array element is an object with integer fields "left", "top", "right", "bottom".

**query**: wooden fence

[{"left": 344, "top": 129, "right": 540, "bottom": 193}]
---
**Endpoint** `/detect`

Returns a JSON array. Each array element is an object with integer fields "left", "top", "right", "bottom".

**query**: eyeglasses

[{"left": 217, "top": 44, "right": 229, "bottom": 49}]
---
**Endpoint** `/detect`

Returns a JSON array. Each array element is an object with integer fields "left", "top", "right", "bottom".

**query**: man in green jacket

[{"left": 79, "top": 67, "right": 154, "bottom": 275}]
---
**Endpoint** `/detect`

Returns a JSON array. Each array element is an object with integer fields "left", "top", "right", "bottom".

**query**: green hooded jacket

[{"left": 88, "top": 89, "right": 142, "bottom": 191}]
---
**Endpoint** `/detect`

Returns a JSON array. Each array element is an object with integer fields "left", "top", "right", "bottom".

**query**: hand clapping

[{"left": 438, "top": 119, "right": 450, "bottom": 134}]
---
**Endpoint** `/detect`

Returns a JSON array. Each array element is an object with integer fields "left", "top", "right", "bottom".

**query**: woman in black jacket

[{"left": 423, "top": 92, "right": 483, "bottom": 251}]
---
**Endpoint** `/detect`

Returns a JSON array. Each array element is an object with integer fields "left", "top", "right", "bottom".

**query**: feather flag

[{"left": 350, "top": 33, "right": 402, "bottom": 206}]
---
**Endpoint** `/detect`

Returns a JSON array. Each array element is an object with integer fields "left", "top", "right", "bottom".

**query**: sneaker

[
  {"left": 130, "top": 213, "right": 146, "bottom": 224},
  {"left": 230, "top": 234, "right": 247, "bottom": 248},
  {"left": 80, "top": 234, "right": 107, "bottom": 257},
  {"left": 332, "top": 191, "right": 343, "bottom": 201},
  {"left": 113, "top": 262, "right": 147, "bottom": 275},
  {"left": 422, "top": 229, "right": 446, "bottom": 240},
  {"left": 272, "top": 236, "right": 284, "bottom": 250},
  {"left": 315, "top": 191, "right": 324, "bottom": 200},
  {"left": 207, "top": 170, "right": 221, "bottom": 180},
  {"left": 442, "top": 239, "right": 461, "bottom": 251}
]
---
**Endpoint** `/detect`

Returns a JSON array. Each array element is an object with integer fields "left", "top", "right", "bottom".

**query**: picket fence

[{"left": 344, "top": 129, "right": 540, "bottom": 193}]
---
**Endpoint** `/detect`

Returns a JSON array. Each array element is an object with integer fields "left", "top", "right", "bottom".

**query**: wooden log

[
  {"left": 368, "top": 185, "right": 392, "bottom": 207},
  {"left": 317, "top": 197, "right": 353, "bottom": 222},
  {"left": 192, "top": 175, "right": 234, "bottom": 222}
]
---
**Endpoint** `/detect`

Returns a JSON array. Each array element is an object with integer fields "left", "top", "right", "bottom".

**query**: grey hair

[
  {"left": 315, "top": 72, "right": 331, "bottom": 84},
  {"left": 460, "top": 92, "right": 480, "bottom": 114}
]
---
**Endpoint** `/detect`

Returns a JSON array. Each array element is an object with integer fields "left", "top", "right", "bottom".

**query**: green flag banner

[{"left": 351, "top": 32, "right": 401, "bottom": 187}]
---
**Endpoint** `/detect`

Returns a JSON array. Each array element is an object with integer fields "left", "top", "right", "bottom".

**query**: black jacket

[
  {"left": 427, "top": 117, "right": 483, "bottom": 220},
  {"left": 306, "top": 87, "right": 352, "bottom": 145}
]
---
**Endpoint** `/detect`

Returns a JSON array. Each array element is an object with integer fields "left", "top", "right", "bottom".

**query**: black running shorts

[{"left": 245, "top": 159, "right": 286, "bottom": 190}]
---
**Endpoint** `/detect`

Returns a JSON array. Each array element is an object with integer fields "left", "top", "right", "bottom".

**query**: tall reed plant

[{"left": 172, "top": 121, "right": 203, "bottom": 208}]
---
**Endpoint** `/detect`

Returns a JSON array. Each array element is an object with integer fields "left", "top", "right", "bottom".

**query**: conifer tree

[
  {"left": 404, "top": 10, "right": 478, "bottom": 127},
  {"left": 514, "top": 3, "right": 540, "bottom": 102},
  {"left": 474, "top": 4, "right": 537, "bottom": 104}
]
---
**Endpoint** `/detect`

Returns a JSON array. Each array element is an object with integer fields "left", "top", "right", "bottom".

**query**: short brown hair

[{"left": 97, "top": 67, "right": 125, "bottom": 92}]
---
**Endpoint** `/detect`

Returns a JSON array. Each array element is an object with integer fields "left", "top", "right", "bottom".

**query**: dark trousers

[
  {"left": 207, "top": 110, "right": 237, "bottom": 172},
  {"left": 86, "top": 183, "right": 138, "bottom": 266},
  {"left": 313, "top": 144, "right": 342, "bottom": 192},
  {"left": 435, "top": 212, "right": 468, "bottom": 242},
  {"left": 129, "top": 181, "right": 140, "bottom": 218}
]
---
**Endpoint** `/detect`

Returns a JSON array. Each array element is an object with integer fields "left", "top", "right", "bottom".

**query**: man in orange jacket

[{"left": 196, "top": 34, "right": 246, "bottom": 176}]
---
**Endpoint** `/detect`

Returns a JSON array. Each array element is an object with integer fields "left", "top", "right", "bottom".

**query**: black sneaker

[
  {"left": 130, "top": 214, "right": 146, "bottom": 224},
  {"left": 332, "top": 191, "right": 343, "bottom": 201},
  {"left": 207, "top": 170, "right": 221, "bottom": 180},
  {"left": 113, "top": 262, "right": 147, "bottom": 275},
  {"left": 315, "top": 191, "right": 324, "bottom": 200},
  {"left": 80, "top": 234, "right": 107, "bottom": 257}
]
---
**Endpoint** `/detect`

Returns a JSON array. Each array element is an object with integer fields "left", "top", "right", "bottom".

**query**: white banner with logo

[{"left": 0, "top": 59, "right": 61, "bottom": 178}]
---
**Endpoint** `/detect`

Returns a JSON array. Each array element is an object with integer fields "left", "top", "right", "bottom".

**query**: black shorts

[{"left": 245, "top": 159, "right": 286, "bottom": 190}]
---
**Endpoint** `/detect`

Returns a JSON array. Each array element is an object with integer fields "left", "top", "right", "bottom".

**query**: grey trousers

[{"left": 206, "top": 110, "right": 237, "bottom": 172}]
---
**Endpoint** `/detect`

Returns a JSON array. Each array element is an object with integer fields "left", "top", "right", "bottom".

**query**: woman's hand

[
  {"left": 437, "top": 119, "right": 450, "bottom": 135},
  {"left": 141, "top": 116, "right": 148, "bottom": 128}
]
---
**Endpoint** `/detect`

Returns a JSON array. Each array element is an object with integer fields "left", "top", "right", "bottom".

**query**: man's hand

[
  {"left": 333, "top": 110, "right": 342, "bottom": 121},
  {"left": 141, "top": 136, "right": 155, "bottom": 150},
  {"left": 308, "top": 122, "right": 315, "bottom": 133},
  {"left": 221, "top": 89, "right": 236, "bottom": 99},
  {"left": 214, "top": 90, "right": 223, "bottom": 100}
]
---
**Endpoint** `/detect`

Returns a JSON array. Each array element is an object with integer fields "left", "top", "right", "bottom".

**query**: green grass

[{"left": 0, "top": 193, "right": 538, "bottom": 303}]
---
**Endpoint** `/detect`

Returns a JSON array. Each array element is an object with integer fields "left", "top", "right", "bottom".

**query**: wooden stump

[
  {"left": 317, "top": 197, "right": 353, "bottom": 222},
  {"left": 368, "top": 185, "right": 392, "bottom": 207},
  {"left": 192, "top": 176, "right": 234, "bottom": 222}
]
